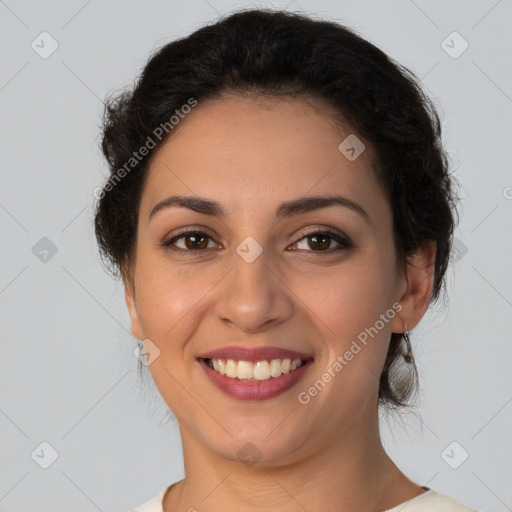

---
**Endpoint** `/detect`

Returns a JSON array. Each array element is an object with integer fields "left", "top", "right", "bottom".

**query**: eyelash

[
  {"left": 294, "top": 229, "right": 352, "bottom": 253},
  {"left": 162, "top": 228, "right": 352, "bottom": 255}
]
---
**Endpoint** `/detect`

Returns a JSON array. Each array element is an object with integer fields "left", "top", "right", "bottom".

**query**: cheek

[
  {"left": 132, "top": 260, "right": 213, "bottom": 412},
  {"left": 132, "top": 249, "right": 223, "bottom": 358},
  {"left": 289, "top": 256, "right": 396, "bottom": 401},
  {"left": 134, "top": 242, "right": 194, "bottom": 322},
  {"left": 292, "top": 255, "right": 395, "bottom": 338}
]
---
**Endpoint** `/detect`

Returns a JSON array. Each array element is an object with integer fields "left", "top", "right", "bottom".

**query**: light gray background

[{"left": 1, "top": 0, "right": 511, "bottom": 511}]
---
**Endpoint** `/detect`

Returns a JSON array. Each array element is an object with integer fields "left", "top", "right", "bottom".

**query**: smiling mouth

[{"left": 203, "top": 357, "right": 308, "bottom": 381}]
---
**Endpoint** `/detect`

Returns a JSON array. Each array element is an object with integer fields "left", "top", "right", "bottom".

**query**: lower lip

[{"left": 199, "top": 359, "right": 313, "bottom": 400}]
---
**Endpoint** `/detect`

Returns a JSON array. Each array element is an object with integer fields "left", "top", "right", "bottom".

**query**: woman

[{"left": 94, "top": 9, "right": 477, "bottom": 512}]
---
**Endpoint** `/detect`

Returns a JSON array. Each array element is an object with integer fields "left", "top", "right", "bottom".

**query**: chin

[{"left": 207, "top": 424, "right": 312, "bottom": 468}]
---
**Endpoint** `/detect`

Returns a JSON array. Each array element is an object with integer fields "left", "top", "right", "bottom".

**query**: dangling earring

[{"left": 402, "top": 323, "right": 414, "bottom": 364}]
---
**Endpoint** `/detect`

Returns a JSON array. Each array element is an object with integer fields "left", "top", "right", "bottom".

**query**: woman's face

[{"left": 125, "top": 95, "right": 409, "bottom": 465}]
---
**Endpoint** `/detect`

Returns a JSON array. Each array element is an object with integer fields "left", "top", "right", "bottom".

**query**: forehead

[{"left": 141, "top": 95, "right": 388, "bottom": 223}]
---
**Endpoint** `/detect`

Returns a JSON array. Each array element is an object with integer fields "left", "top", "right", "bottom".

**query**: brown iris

[
  {"left": 184, "top": 234, "right": 209, "bottom": 250},
  {"left": 308, "top": 234, "right": 330, "bottom": 250}
]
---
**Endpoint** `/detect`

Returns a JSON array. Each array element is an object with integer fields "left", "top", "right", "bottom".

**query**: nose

[{"left": 214, "top": 245, "right": 294, "bottom": 334}]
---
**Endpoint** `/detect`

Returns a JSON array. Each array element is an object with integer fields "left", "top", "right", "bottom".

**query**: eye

[
  {"left": 163, "top": 230, "right": 219, "bottom": 252},
  {"left": 162, "top": 228, "right": 351, "bottom": 254},
  {"left": 290, "top": 229, "right": 352, "bottom": 253}
]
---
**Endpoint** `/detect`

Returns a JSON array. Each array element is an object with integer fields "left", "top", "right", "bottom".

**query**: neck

[{"left": 164, "top": 409, "right": 423, "bottom": 512}]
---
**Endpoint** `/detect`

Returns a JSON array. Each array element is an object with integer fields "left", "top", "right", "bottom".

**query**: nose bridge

[
  {"left": 214, "top": 237, "right": 293, "bottom": 332},
  {"left": 231, "top": 240, "right": 275, "bottom": 308},
  {"left": 233, "top": 239, "right": 271, "bottom": 294}
]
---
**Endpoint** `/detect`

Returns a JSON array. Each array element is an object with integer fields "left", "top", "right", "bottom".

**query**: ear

[
  {"left": 123, "top": 271, "right": 144, "bottom": 341},
  {"left": 390, "top": 240, "right": 437, "bottom": 334}
]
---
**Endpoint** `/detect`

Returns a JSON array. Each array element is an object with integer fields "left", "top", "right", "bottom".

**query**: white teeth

[
  {"left": 270, "top": 359, "right": 282, "bottom": 378},
  {"left": 225, "top": 359, "right": 238, "bottom": 378},
  {"left": 236, "top": 360, "right": 253, "bottom": 379},
  {"left": 217, "top": 359, "right": 226, "bottom": 375},
  {"left": 253, "top": 361, "right": 271, "bottom": 380},
  {"left": 208, "top": 357, "right": 305, "bottom": 381}
]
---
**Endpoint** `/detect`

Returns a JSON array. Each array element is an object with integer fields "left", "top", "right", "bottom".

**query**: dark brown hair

[{"left": 94, "top": 9, "right": 460, "bottom": 409}]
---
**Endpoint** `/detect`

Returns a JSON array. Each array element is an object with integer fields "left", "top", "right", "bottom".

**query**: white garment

[
  {"left": 384, "top": 489, "right": 478, "bottom": 511},
  {"left": 131, "top": 483, "right": 478, "bottom": 512}
]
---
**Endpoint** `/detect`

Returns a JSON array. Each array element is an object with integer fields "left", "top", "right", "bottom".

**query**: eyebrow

[{"left": 148, "top": 194, "right": 371, "bottom": 224}]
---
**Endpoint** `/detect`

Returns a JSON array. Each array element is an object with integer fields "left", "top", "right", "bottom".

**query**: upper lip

[{"left": 197, "top": 346, "right": 313, "bottom": 362}]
